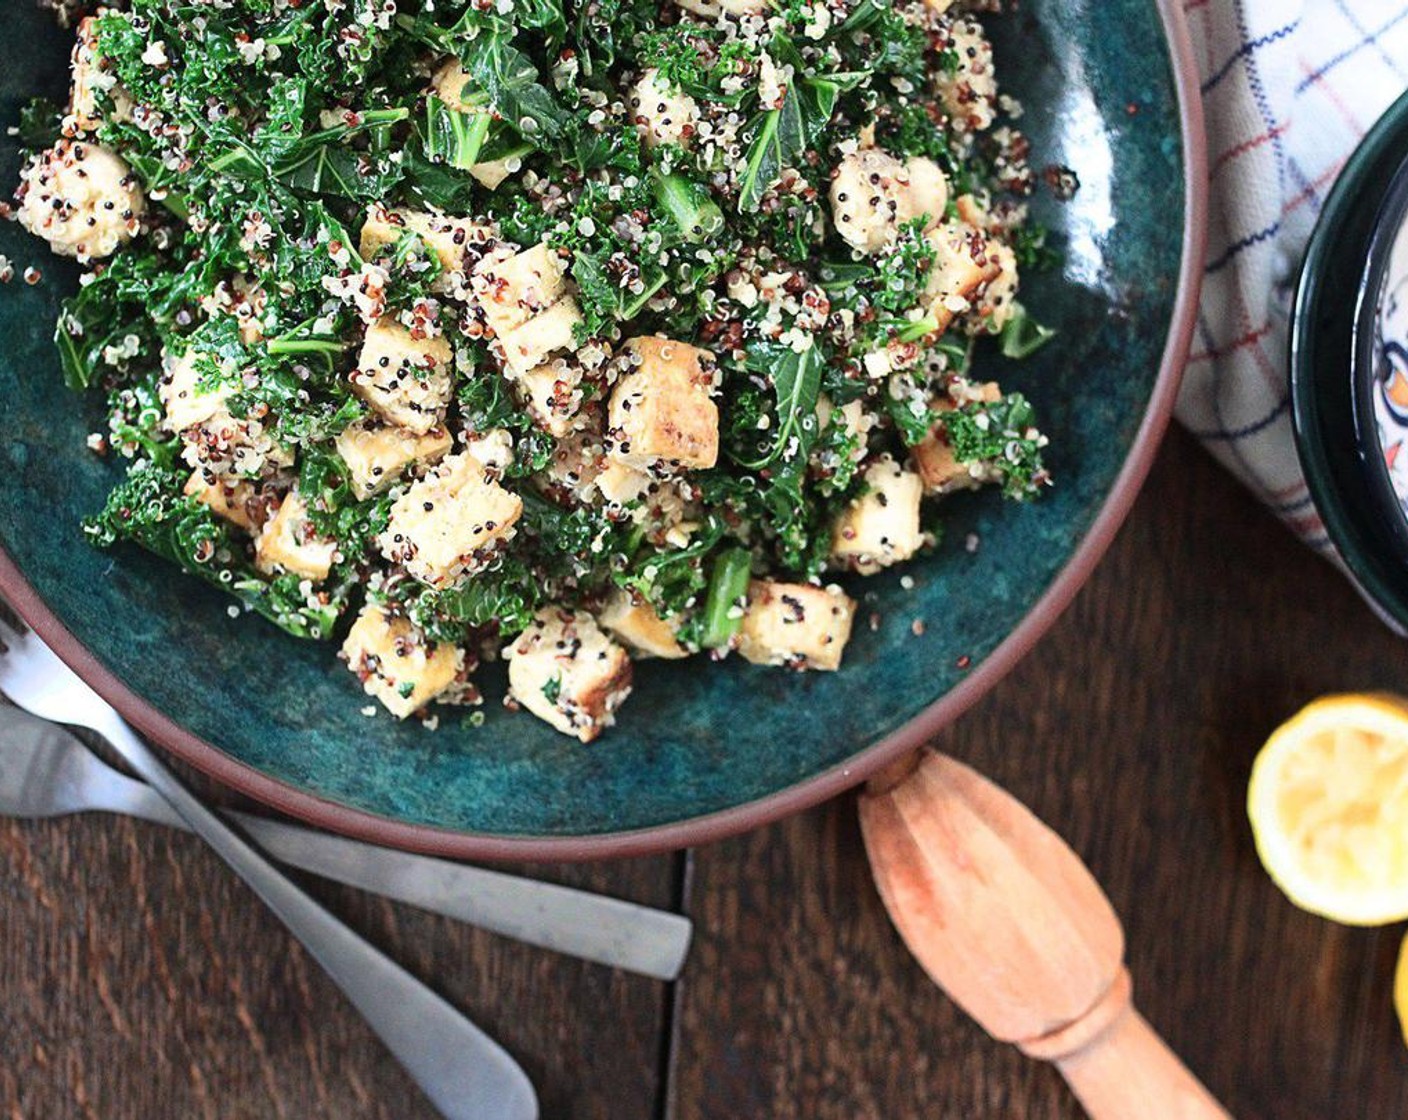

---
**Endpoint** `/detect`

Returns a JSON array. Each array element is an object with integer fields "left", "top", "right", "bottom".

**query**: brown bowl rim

[{"left": 0, "top": 0, "right": 1207, "bottom": 862}]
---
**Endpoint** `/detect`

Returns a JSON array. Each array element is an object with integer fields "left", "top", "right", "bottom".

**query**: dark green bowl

[
  {"left": 0, "top": 0, "right": 1205, "bottom": 859},
  {"left": 1292, "top": 90, "right": 1408, "bottom": 632}
]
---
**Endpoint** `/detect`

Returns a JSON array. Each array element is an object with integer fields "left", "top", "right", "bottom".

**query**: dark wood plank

[
  {"left": 672, "top": 427, "right": 1408, "bottom": 1120},
  {"left": 0, "top": 782, "right": 676, "bottom": 1120}
]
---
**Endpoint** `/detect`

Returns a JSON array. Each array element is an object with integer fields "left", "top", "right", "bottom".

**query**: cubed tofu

[
  {"left": 430, "top": 57, "right": 476, "bottom": 113},
  {"left": 17, "top": 140, "right": 143, "bottom": 263},
  {"left": 499, "top": 295, "right": 583, "bottom": 376},
  {"left": 922, "top": 221, "right": 1002, "bottom": 337},
  {"left": 830, "top": 457, "right": 925, "bottom": 574},
  {"left": 341, "top": 601, "right": 464, "bottom": 719},
  {"left": 607, "top": 336, "right": 719, "bottom": 472},
  {"left": 629, "top": 69, "right": 698, "bottom": 149},
  {"left": 541, "top": 426, "right": 605, "bottom": 502},
  {"left": 462, "top": 428, "right": 515, "bottom": 477},
  {"left": 737, "top": 580, "right": 856, "bottom": 672},
  {"left": 184, "top": 472, "right": 259, "bottom": 532},
  {"left": 935, "top": 18, "right": 998, "bottom": 134},
  {"left": 814, "top": 395, "right": 874, "bottom": 468},
  {"left": 595, "top": 461, "right": 652, "bottom": 506},
  {"left": 350, "top": 318, "right": 453, "bottom": 435},
  {"left": 513, "top": 359, "right": 586, "bottom": 437},
  {"left": 911, "top": 383, "right": 1002, "bottom": 494},
  {"left": 598, "top": 589, "right": 689, "bottom": 660},
  {"left": 358, "top": 205, "right": 491, "bottom": 291},
  {"left": 471, "top": 242, "right": 568, "bottom": 338},
  {"left": 380, "top": 452, "right": 523, "bottom": 589},
  {"left": 70, "top": 16, "right": 132, "bottom": 133},
  {"left": 159, "top": 348, "right": 235, "bottom": 433},
  {"left": 255, "top": 490, "right": 338, "bottom": 581},
  {"left": 334, "top": 421, "right": 453, "bottom": 501},
  {"left": 506, "top": 609, "right": 634, "bottom": 742},
  {"left": 911, "top": 430, "right": 973, "bottom": 494},
  {"left": 971, "top": 240, "right": 1019, "bottom": 332}
]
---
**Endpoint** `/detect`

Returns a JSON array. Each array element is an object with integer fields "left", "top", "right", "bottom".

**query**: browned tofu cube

[
  {"left": 471, "top": 242, "right": 568, "bottom": 339},
  {"left": 607, "top": 336, "right": 719, "bottom": 472},
  {"left": 923, "top": 221, "right": 1002, "bottom": 336},
  {"left": 379, "top": 453, "right": 523, "bottom": 589},
  {"left": 254, "top": 490, "right": 338, "bottom": 581},
  {"left": 737, "top": 580, "right": 856, "bottom": 672},
  {"left": 359, "top": 205, "right": 491, "bottom": 291},
  {"left": 830, "top": 457, "right": 925, "bottom": 574},
  {"left": 598, "top": 589, "right": 689, "bottom": 659},
  {"left": 350, "top": 319, "right": 453, "bottom": 435},
  {"left": 911, "top": 383, "right": 1003, "bottom": 495},
  {"left": 341, "top": 601, "right": 464, "bottom": 719},
  {"left": 506, "top": 609, "right": 634, "bottom": 742},
  {"left": 334, "top": 421, "right": 453, "bottom": 501},
  {"left": 499, "top": 296, "right": 583, "bottom": 376},
  {"left": 184, "top": 472, "right": 258, "bottom": 532},
  {"left": 69, "top": 16, "right": 132, "bottom": 132}
]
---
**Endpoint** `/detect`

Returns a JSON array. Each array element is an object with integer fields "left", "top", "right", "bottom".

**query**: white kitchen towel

[{"left": 1176, "top": 0, "right": 1408, "bottom": 553}]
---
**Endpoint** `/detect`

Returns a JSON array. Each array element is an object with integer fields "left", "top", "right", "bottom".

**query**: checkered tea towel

[{"left": 1175, "top": 0, "right": 1408, "bottom": 554}]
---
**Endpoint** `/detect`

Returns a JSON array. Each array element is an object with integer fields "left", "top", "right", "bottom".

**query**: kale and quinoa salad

[{"left": 9, "top": 0, "right": 1055, "bottom": 742}]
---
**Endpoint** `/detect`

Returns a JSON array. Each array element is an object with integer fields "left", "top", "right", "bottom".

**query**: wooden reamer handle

[{"left": 859, "top": 751, "right": 1231, "bottom": 1120}]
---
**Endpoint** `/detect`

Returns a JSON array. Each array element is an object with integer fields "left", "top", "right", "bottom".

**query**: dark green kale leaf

[
  {"left": 943, "top": 392, "right": 1051, "bottom": 499},
  {"left": 84, "top": 460, "right": 345, "bottom": 640},
  {"left": 404, "top": 555, "right": 542, "bottom": 642},
  {"left": 458, "top": 31, "right": 570, "bottom": 142}
]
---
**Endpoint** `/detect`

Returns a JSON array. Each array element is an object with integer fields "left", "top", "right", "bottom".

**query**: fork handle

[
  {"left": 89, "top": 710, "right": 538, "bottom": 1120},
  {"left": 101, "top": 775, "right": 690, "bottom": 980}
]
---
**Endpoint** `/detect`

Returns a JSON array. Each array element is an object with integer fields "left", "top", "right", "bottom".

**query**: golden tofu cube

[
  {"left": 512, "top": 360, "right": 585, "bottom": 437},
  {"left": 506, "top": 608, "right": 634, "bottom": 742},
  {"left": 380, "top": 453, "right": 523, "bottom": 589},
  {"left": 499, "top": 296, "right": 583, "bottom": 376},
  {"left": 595, "top": 461, "right": 652, "bottom": 506},
  {"left": 598, "top": 589, "right": 689, "bottom": 660},
  {"left": 159, "top": 348, "right": 234, "bottom": 433},
  {"left": 472, "top": 242, "right": 568, "bottom": 338},
  {"left": 254, "top": 490, "right": 338, "bottom": 581},
  {"left": 923, "top": 221, "right": 1002, "bottom": 337},
  {"left": 737, "top": 580, "right": 856, "bottom": 672},
  {"left": 350, "top": 318, "right": 453, "bottom": 435},
  {"left": 341, "top": 602, "right": 464, "bottom": 719},
  {"left": 911, "top": 384, "right": 1002, "bottom": 495},
  {"left": 335, "top": 421, "right": 453, "bottom": 501},
  {"left": 830, "top": 457, "right": 925, "bottom": 574},
  {"left": 359, "top": 205, "right": 491, "bottom": 289},
  {"left": 607, "top": 336, "right": 719, "bottom": 472},
  {"left": 184, "top": 472, "right": 258, "bottom": 532}
]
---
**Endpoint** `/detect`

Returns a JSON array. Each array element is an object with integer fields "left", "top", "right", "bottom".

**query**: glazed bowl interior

[{"left": 0, "top": 0, "right": 1197, "bottom": 856}]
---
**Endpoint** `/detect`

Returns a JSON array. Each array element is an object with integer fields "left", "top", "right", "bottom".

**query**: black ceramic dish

[
  {"left": 1292, "top": 89, "right": 1408, "bottom": 631},
  {"left": 1353, "top": 157, "right": 1408, "bottom": 560}
]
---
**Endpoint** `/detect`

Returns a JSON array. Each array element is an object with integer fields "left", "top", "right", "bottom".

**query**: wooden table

[{"left": 5, "top": 426, "right": 1408, "bottom": 1120}]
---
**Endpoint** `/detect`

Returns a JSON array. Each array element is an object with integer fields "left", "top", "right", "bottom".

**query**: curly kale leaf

[
  {"left": 943, "top": 392, "right": 1051, "bottom": 499},
  {"left": 85, "top": 461, "right": 345, "bottom": 640}
]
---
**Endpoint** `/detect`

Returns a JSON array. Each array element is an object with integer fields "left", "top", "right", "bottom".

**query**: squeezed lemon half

[
  {"left": 1396, "top": 935, "right": 1408, "bottom": 1047},
  {"left": 1248, "top": 694, "right": 1408, "bottom": 926}
]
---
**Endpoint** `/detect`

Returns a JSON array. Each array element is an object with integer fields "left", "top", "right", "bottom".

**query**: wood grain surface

[{"left": 6, "top": 428, "right": 1408, "bottom": 1119}]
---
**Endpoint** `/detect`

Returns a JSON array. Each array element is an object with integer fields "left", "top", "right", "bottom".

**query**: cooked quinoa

[{"left": 11, "top": 0, "right": 1054, "bottom": 741}]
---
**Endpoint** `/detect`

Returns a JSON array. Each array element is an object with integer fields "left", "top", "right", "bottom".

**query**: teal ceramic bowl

[
  {"left": 0, "top": 1, "right": 1205, "bottom": 859},
  {"left": 1293, "top": 90, "right": 1408, "bottom": 631}
]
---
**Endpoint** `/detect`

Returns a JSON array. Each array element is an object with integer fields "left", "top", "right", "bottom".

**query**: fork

[
  {"left": 0, "top": 705, "right": 691, "bottom": 981},
  {"left": 0, "top": 614, "right": 537, "bottom": 1120}
]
